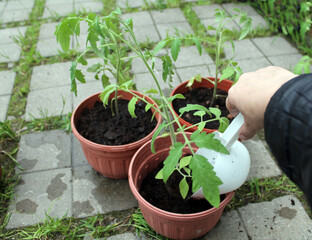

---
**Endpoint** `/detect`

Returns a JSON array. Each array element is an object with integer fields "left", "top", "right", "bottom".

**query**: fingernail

[{"left": 240, "top": 135, "right": 248, "bottom": 141}]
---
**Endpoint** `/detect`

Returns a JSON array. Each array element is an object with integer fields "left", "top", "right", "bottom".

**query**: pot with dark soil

[
  {"left": 72, "top": 90, "right": 161, "bottom": 179},
  {"left": 128, "top": 133, "right": 234, "bottom": 240},
  {"left": 171, "top": 77, "right": 234, "bottom": 134}
]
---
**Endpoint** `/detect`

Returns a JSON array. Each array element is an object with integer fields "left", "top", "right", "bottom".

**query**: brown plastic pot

[
  {"left": 170, "top": 77, "right": 233, "bottom": 134},
  {"left": 128, "top": 133, "right": 235, "bottom": 239},
  {"left": 72, "top": 90, "right": 162, "bottom": 179}
]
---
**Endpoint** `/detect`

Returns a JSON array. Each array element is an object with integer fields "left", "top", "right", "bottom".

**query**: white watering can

[{"left": 192, "top": 113, "right": 250, "bottom": 199}]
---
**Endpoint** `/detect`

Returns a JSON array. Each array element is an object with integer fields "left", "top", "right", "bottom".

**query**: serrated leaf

[
  {"left": 55, "top": 20, "right": 72, "bottom": 52},
  {"left": 125, "top": 18, "right": 133, "bottom": 31},
  {"left": 161, "top": 55, "right": 173, "bottom": 82},
  {"left": 192, "top": 37, "right": 202, "bottom": 55},
  {"left": 239, "top": 18, "right": 252, "bottom": 40},
  {"left": 193, "top": 110, "right": 206, "bottom": 118},
  {"left": 145, "top": 103, "right": 153, "bottom": 112},
  {"left": 78, "top": 57, "right": 88, "bottom": 65},
  {"left": 153, "top": 39, "right": 167, "bottom": 55},
  {"left": 70, "top": 61, "right": 78, "bottom": 95},
  {"left": 163, "top": 142, "right": 184, "bottom": 182},
  {"left": 198, "top": 122, "right": 206, "bottom": 132},
  {"left": 145, "top": 89, "right": 159, "bottom": 94},
  {"left": 180, "top": 156, "right": 192, "bottom": 169},
  {"left": 99, "top": 85, "right": 117, "bottom": 106},
  {"left": 171, "top": 38, "right": 181, "bottom": 62},
  {"left": 75, "top": 69, "right": 86, "bottom": 83},
  {"left": 167, "top": 94, "right": 185, "bottom": 102},
  {"left": 179, "top": 178, "right": 189, "bottom": 199},
  {"left": 192, "top": 131, "right": 229, "bottom": 154},
  {"left": 209, "top": 107, "right": 221, "bottom": 118},
  {"left": 186, "top": 74, "right": 201, "bottom": 87},
  {"left": 101, "top": 74, "right": 110, "bottom": 88},
  {"left": 150, "top": 122, "right": 167, "bottom": 153},
  {"left": 155, "top": 168, "right": 163, "bottom": 179},
  {"left": 87, "top": 63, "right": 102, "bottom": 72},
  {"left": 179, "top": 104, "right": 210, "bottom": 116},
  {"left": 128, "top": 97, "right": 138, "bottom": 118},
  {"left": 189, "top": 155, "right": 222, "bottom": 207}
]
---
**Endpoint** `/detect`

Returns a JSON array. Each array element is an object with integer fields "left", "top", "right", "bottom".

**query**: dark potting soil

[
  {"left": 76, "top": 99, "right": 157, "bottom": 145},
  {"left": 172, "top": 87, "right": 232, "bottom": 130},
  {"left": 139, "top": 163, "right": 225, "bottom": 214}
]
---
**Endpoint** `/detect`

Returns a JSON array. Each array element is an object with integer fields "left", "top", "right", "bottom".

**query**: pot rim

[
  {"left": 71, "top": 90, "right": 162, "bottom": 152},
  {"left": 128, "top": 134, "right": 235, "bottom": 220}
]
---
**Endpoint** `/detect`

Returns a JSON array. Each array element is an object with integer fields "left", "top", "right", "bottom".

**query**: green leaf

[
  {"left": 145, "top": 103, "right": 153, "bottom": 112},
  {"left": 125, "top": 18, "right": 133, "bottom": 31},
  {"left": 155, "top": 168, "right": 163, "bottom": 179},
  {"left": 75, "top": 69, "right": 86, "bottom": 83},
  {"left": 163, "top": 142, "right": 184, "bottom": 183},
  {"left": 193, "top": 110, "right": 206, "bottom": 118},
  {"left": 167, "top": 93, "right": 185, "bottom": 103},
  {"left": 179, "top": 155, "right": 191, "bottom": 169},
  {"left": 70, "top": 61, "right": 78, "bottom": 95},
  {"left": 179, "top": 104, "right": 210, "bottom": 116},
  {"left": 192, "top": 131, "right": 229, "bottom": 154},
  {"left": 161, "top": 55, "right": 173, "bottom": 82},
  {"left": 99, "top": 85, "right": 117, "bottom": 106},
  {"left": 55, "top": 20, "right": 72, "bottom": 52},
  {"left": 78, "top": 56, "right": 88, "bottom": 65},
  {"left": 220, "top": 67, "right": 235, "bottom": 81},
  {"left": 87, "top": 63, "right": 102, "bottom": 72},
  {"left": 171, "top": 38, "right": 181, "bottom": 61},
  {"left": 101, "top": 74, "right": 110, "bottom": 88},
  {"left": 209, "top": 107, "right": 221, "bottom": 118},
  {"left": 239, "top": 18, "right": 252, "bottom": 40},
  {"left": 218, "top": 117, "right": 230, "bottom": 133},
  {"left": 186, "top": 74, "right": 202, "bottom": 87},
  {"left": 144, "top": 89, "right": 159, "bottom": 94},
  {"left": 179, "top": 178, "right": 189, "bottom": 199},
  {"left": 189, "top": 155, "right": 222, "bottom": 207},
  {"left": 150, "top": 122, "right": 167, "bottom": 153},
  {"left": 192, "top": 37, "right": 202, "bottom": 55},
  {"left": 198, "top": 122, "right": 206, "bottom": 132},
  {"left": 153, "top": 39, "right": 168, "bottom": 55},
  {"left": 128, "top": 97, "right": 138, "bottom": 118}
]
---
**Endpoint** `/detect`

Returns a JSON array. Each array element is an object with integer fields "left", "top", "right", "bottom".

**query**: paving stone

[
  {"left": 176, "top": 64, "right": 216, "bottom": 83},
  {"left": 0, "top": 9, "right": 31, "bottom": 23},
  {"left": 0, "top": 2, "right": 6, "bottom": 13},
  {"left": 36, "top": 38, "right": 68, "bottom": 57},
  {"left": 237, "top": 14, "right": 268, "bottom": 30},
  {"left": 107, "top": 232, "right": 139, "bottom": 240},
  {"left": 0, "top": 70, "right": 15, "bottom": 96},
  {"left": 73, "top": 81, "right": 103, "bottom": 108},
  {"left": 133, "top": 70, "right": 181, "bottom": 97},
  {"left": 174, "top": 46, "right": 214, "bottom": 68},
  {"left": 0, "top": 26, "right": 27, "bottom": 44},
  {"left": 150, "top": 8, "right": 187, "bottom": 24},
  {"left": 0, "top": 95, "right": 10, "bottom": 122},
  {"left": 4, "top": 0, "right": 35, "bottom": 10},
  {"left": 25, "top": 86, "right": 72, "bottom": 120},
  {"left": 192, "top": 4, "right": 222, "bottom": 19},
  {"left": 42, "top": 3, "right": 74, "bottom": 18},
  {"left": 131, "top": 23, "right": 160, "bottom": 43},
  {"left": 116, "top": 0, "right": 145, "bottom": 9},
  {"left": 201, "top": 210, "right": 248, "bottom": 239},
  {"left": 157, "top": 22, "right": 194, "bottom": 39},
  {"left": 238, "top": 195, "right": 312, "bottom": 239},
  {"left": 17, "top": 130, "right": 71, "bottom": 173},
  {"left": 74, "top": 1, "right": 103, "bottom": 13},
  {"left": 252, "top": 37, "right": 299, "bottom": 57},
  {"left": 269, "top": 53, "right": 308, "bottom": 72},
  {"left": 222, "top": 3, "right": 258, "bottom": 16},
  {"left": 243, "top": 135, "right": 282, "bottom": 180},
  {"left": 121, "top": 11, "right": 153, "bottom": 27},
  {"left": 38, "top": 22, "right": 59, "bottom": 39},
  {"left": 0, "top": 42, "right": 23, "bottom": 63},
  {"left": 224, "top": 39, "right": 264, "bottom": 61},
  {"left": 30, "top": 62, "right": 72, "bottom": 90},
  {"left": 130, "top": 49, "right": 168, "bottom": 74},
  {"left": 72, "top": 165, "right": 137, "bottom": 218},
  {"left": 201, "top": 18, "right": 240, "bottom": 35},
  {"left": 72, "top": 134, "right": 89, "bottom": 166},
  {"left": 236, "top": 57, "right": 271, "bottom": 73},
  {"left": 7, "top": 168, "right": 72, "bottom": 229},
  {"left": 45, "top": 0, "right": 74, "bottom": 5}
]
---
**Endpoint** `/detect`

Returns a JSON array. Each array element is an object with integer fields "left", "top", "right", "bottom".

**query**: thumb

[{"left": 239, "top": 122, "right": 259, "bottom": 141}]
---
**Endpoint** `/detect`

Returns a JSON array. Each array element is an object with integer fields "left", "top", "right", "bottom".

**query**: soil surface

[
  {"left": 172, "top": 87, "right": 231, "bottom": 130},
  {"left": 76, "top": 99, "right": 157, "bottom": 145},
  {"left": 139, "top": 163, "right": 225, "bottom": 214}
]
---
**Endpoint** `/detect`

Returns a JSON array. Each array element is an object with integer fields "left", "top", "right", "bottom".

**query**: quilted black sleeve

[{"left": 264, "top": 73, "right": 312, "bottom": 207}]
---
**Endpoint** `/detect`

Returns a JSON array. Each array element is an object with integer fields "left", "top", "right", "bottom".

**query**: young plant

[{"left": 55, "top": 8, "right": 230, "bottom": 207}]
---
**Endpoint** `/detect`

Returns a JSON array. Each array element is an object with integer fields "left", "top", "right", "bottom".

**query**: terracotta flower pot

[
  {"left": 72, "top": 90, "right": 162, "bottom": 179},
  {"left": 170, "top": 77, "right": 233, "bottom": 134},
  {"left": 128, "top": 133, "right": 234, "bottom": 239}
]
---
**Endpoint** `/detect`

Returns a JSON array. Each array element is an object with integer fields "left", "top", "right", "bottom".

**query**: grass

[{"left": 0, "top": 0, "right": 311, "bottom": 238}]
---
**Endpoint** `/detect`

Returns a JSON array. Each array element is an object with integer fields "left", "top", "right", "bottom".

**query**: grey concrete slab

[
  {"left": 0, "top": 9, "right": 31, "bottom": 23},
  {"left": 38, "top": 22, "right": 59, "bottom": 40},
  {"left": 243, "top": 135, "right": 282, "bottom": 181},
  {"left": 0, "top": 70, "right": 15, "bottom": 96},
  {"left": 107, "top": 233, "right": 140, "bottom": 240},
  {"left": 176, "top": 65, "right": 216, "bottom": 83},
  {"left": 201, "top": 18, "right": 240, "bottom": 35},
  {"left": 238, "top": 195, "right": 312, "bottom": 239},
  {"left": 157, "top": 22, "right": 194, "bottom": 39},
  {"left": 0, "top": 2, "right": 6, "bottom": 13},
  {"left": 74, "top": 1, "right": 103, "bottom": 14},
  {"left": 72, "top": 134, "right": 89, "bottom": 166},
  {"left": 222, "top": 3, "right": 258, "bottom": 16},
  {"left": 130, "top": 49, "right": 168, "bottom": 74},
  {"left": 192, "top": 4, "right": 223, "bottom": 19},
  {"left": 25, "top": 85, "right": 72, "bottom": 120},
  {"left": 201, "top": 210, "right": 248, "bottom": 239},
  {"left": 7, "top": 168, "right": 72, "bottom": 229},
  {"left": 72, "top": 165, "right": 137, "bottom": 218},
  {"left": 45, "top": 0, "right": 74, "bottom": 5},
  {"left": 236, "top": 57, "right": 271, "bottom": 73},
  {"left": 73, "top": 81, "right": 103, "bottom": 108},
  {"left": 17, "top": 130, "right": 71, "bottom": 173},
  {"left": 174, "top": 46, "right": 214, "bottom": 68},
  {"left": 133, "top": 70, "right": 181, "bottom": 97},
  {"left": 252, "top": 37, "right": 299, "bottom": 57},
  {"left": 36, "top": 38, "right": 68, "bottom": 57},
  {"left": 0, "top": 43, "right": 23, "bottom": 63},
  {"left": 30, "top": 62, "right": 72, "bottom": 91},
  {"left": 269, "top": 53, "right": 307, "bottom": 72},
  {"left": 0, "top": 95, "right": 10, "bottom": 122},
  {"left": 42, "top": 3, "right": 74, "bottom": 18},
  {"left": 121, "top": 11, "right": 153, "bottom": 27},
  {"left": 131, "top": 23, "right": 160, "bottom": 43},
  {"left": 224, "top": 39, "right": 264, "bottom": 61},
  {"left": 150, "top": 8, "right": 187, "bottom": 24},
  {"left": 237, "top": 14, "right": 268, "bottom": 30},
  {"left": 4, "top": 0, "right": 35, "bottom": 10},
  {"left": 0, "top": 26, "right": 27, "bottom": 44},
  {"left": 116, "top": 0, "right": 145, "bottom": 9}
]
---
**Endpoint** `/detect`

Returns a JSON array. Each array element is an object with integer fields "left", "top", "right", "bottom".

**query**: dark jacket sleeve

[{"left": 264, "top": 73, "right": 312, "bottom": 207}]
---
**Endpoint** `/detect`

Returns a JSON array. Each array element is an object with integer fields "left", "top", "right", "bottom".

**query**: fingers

[
  {"left": 239, "top": 119, "right": 262, "bottom": 140},
  {"left": 225, "top": 89, "right": 239, "bottom": 117}
]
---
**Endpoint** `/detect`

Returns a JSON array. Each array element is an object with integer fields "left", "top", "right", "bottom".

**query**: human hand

[{"left": 226, "top": 66, "right": 297, "bottom": 140}]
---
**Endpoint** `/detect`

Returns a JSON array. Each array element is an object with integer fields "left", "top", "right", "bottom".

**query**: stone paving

[{"left": 1, "top": 0, "right": 312, "bottom": 239}]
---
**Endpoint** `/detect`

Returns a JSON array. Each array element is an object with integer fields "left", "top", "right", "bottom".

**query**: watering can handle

[{"left": 222, "top": 113, "right": 244, "bottom": 150}]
